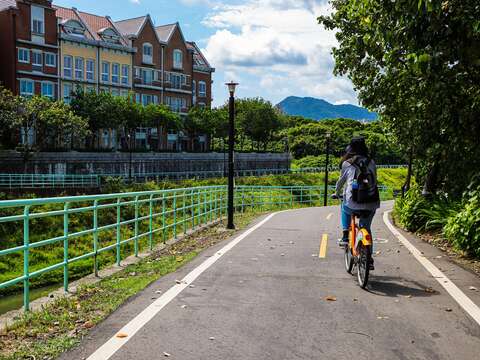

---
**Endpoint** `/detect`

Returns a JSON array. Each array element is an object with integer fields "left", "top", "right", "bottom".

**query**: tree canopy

[{"left": 319, "top": 0, "right": 480, "bottom": 196}]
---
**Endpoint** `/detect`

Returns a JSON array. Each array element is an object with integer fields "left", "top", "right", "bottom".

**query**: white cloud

[
  {"left": 130, "top": 0, "right": 140, "bottom": 4},
  {"left": 202, "top": 0, "right": 358, "bottom": 105}
]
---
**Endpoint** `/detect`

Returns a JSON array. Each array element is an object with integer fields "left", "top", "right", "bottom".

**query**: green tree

[
  {"left": 144, "top": 103, "right": 181, "bottom": 151},
  {"left": 235, "top": 98, "right": 282, "bottom": 151},
  {"left": 0, "top": 87, "right": 22, "bottom": 149},
  {"left": 319, "top": 0, "right": 480, "bottom": 196},
  {"left": 70, "top": 90, "right": 123, "bottom": 149}
]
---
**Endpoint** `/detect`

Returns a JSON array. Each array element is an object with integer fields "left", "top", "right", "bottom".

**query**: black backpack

[{"left": 350, "top": 157, "right": 380, "bottom": 203}]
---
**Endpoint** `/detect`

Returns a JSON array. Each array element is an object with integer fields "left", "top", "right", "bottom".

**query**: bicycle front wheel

[{"left": 357, "top": 244, "right": 371, "bottom": 289}]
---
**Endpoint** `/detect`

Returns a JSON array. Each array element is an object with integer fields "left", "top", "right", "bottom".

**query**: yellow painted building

[{"left": 55, "top": 5, "right": 134, "bottom": 103}]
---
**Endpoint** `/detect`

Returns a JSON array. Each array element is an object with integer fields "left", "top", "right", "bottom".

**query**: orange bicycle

[{"left": 333, "top": 195, "right": 373, "bottom": 288}]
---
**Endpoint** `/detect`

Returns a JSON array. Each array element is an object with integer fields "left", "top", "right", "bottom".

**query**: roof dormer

[
  {"left": 62, "top": 19, "right": 86, "bottom": 37},
  {"left": 98, "top": 27, "right": 121, "bottom": 44}
]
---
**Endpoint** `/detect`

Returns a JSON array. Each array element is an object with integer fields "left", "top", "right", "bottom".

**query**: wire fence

[
  {"left": 0, "top": 165, "right": 407, "bottom": 189},
  {"left": 0, "top": 184, "right": 393, "bottom": 312}
]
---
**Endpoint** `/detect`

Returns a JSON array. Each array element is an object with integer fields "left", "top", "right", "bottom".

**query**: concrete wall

[{"left": 0, "top": 151, "right": 291, "bottom": 175}]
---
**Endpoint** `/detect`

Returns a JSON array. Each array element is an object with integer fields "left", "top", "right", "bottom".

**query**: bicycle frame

[{"left": 349, "top": 214, "right": 373, "bottom": 257}]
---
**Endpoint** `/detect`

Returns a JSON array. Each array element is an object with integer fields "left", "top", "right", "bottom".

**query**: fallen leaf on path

[
  {"left": 445, "top": 308, "right": 453, "bottom": 312},
  {"left": 209, "top": 337, "right": 215, "bottom": 340},
  {"left": 155, "top": 290, "right": 162, "bottom": 294},
  {"left": 181, "top": 305, "right": 187, "bottom": 309},
  {"left": 281, "top": 253, "right": 285, "bottom": 256},
  {"left": 405, "top": 295, "right": 412, "bottom": 298},
  {"left": 83, "top": 321, "right": 94, "bottom": 329},
  {"left": 353, "top": 298, "right": 358, "bottom": 302},
  {"left": 469, "top": 286, "right": 478, "bottom": 291},
  {"left": 435, "top": 256, "right": 443, "bottom": 259},
  {"left": 375, "top": 251, "right": 381, "bottom": 255},
  {"left": 189, "top": 285, "right": 195, "bottom": 288},
  {"left": 425, "top": 287, "right": 436, "bottom": 293},
  {"left": 325, "top": 296, "right": 337, "bottom": 301},
  {"left": 163, "top": 352, "right": 171, "bottom": 357},
  {"left": 116, "top": 333, "right": 128, "bottom": 338}
]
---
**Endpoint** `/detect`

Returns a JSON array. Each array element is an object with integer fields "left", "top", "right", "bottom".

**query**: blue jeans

[{"left": 341, "top": 203, "right": 376, "bottom": 236}]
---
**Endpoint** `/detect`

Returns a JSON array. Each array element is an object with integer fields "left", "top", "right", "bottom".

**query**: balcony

[
  {"left": 164, "top": 71, "right": 191, "bottom": 93},
  {"left": 134, "top": 67, "right": 162, "bottom": 89}
]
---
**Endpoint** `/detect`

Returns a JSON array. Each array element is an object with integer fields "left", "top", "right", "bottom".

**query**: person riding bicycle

[{"left": 335, "top": 137, "right": 380, "bottom": 248}]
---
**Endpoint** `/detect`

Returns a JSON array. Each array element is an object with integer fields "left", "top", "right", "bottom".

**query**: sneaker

[
  {"left": 369, "top": 258, "right": 375, "bottom": 270},
  {"left": 338, "top": 239, "right": 348, "bottom": 247}
]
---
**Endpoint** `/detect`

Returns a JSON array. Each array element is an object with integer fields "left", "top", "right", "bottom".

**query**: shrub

[
  {"left": 394, "top": 186, "right": 459, "bottom": 232},
  {"left": 444, "top": 182, "right": 480, "bottom": 257}
]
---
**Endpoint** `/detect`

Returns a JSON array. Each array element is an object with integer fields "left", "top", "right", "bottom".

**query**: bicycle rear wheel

[
  {"left": 344, "top": 244, "right": 354, "bottom": 274},
  {"left": 357, "top": 244, "right": 371, "bottom": 289}
]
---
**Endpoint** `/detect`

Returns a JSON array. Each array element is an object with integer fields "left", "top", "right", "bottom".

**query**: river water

[{"left": 0, "top": 284, "right": 61, "bottom": 315}]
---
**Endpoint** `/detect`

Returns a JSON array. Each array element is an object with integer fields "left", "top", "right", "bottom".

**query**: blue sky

[{"left": 54, "top": 0, "right": 358, "bottom": 107}]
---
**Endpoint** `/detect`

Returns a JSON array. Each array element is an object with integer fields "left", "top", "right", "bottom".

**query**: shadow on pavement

[{"left": 367, "top": 275, "right": 438, "bottom": 298}]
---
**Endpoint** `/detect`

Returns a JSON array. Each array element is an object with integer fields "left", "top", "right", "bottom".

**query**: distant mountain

[{"left": 277, "top": 96, "right": 378, "bottom": 121}]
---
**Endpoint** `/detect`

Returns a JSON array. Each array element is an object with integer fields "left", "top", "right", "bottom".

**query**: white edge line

[
  {"left": 383, "top": 210, "right": 480, "bottom": 326},
  {"left": 87, "top": 212, "right": 278, "bottom": 360}
]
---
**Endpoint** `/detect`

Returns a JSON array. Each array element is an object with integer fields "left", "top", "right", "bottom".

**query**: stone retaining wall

[{"left": 0, "top": 151, "right": 291, "bottom": 175}]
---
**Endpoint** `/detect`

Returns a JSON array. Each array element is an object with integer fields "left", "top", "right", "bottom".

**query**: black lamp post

[
  {"left": 226, "top": 81, "right": 238, "bottom": 229},
  {"left": 323, "top": 132, "right": 331, "bottom": 206}
]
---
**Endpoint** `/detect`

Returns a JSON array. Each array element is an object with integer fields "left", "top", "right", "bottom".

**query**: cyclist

[{"left": 335, "top": 137, "right": 380, "bottom": 251}]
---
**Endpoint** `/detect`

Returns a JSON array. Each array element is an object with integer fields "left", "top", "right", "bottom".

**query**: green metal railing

[
  {"left": 0, "top": 174, "right": 100, "bottom": 189},
  {"left": 0, "top": 185, "right": 393, "bottom": 312}
]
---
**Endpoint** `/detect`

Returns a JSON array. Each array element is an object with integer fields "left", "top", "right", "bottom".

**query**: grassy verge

[{"left": 0, "top": 210, "right": 263, "bottom": 360}]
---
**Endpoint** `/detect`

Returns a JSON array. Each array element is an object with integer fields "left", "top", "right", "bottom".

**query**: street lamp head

[{"left": 226, "top": 81, "right": 239, "bottom": 96}]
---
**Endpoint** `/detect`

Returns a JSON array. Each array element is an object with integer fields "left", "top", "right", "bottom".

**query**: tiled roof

[
  {"left": 0, "top": 0, "right": 16, "bottom": 11},
  {"left": 187, "top": 41, "right": 213, "bottom": 70},
  {"left": 115, "top": 16, "right": 146, "bottom": 37},
  {"left": 155, "top": 23, "right": 176, "bottom": 43},
  {"left": 77, "top": 10, "right": 115, "bottom": 41}
]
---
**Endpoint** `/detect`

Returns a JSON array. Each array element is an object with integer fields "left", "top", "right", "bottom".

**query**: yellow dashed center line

[{"left": 319, "top": 234, "right": 328, "bottom": 258}]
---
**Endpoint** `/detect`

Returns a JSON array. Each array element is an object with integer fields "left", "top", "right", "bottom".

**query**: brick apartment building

[
  {"left": 0, "top": 1, "right": 214, "bottom": 152},
  {"left": 0, "top": 0, "right": 59, "bottom": 100}
]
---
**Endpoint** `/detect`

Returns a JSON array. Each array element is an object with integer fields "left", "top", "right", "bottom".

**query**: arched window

[
  {"left": 143, "top": 43, "right": 153, "bottom": 64},
  {"left": 173, "top": 49, "right": 183, "bottom": 69}
]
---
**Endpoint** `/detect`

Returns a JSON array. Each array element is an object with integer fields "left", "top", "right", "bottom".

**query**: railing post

[
  {"left": 203, "top": 190, "right": 207, "bottom": 224},
  {"left": 173, "top": 192, "right": 177, "bottom": 239},
  {"left": 183, "top": 191, "right": 187, "bottom": 235},
  {"left": 197, "top": 189, "right": 201, "bottom": 225},
  {"left": 149, "top": 194, "right": 154, "bottom": 251},
  {"left": 162, "top": 192, "right": 166, "bottom": 243},
  {"left": 134, "top": 196, "right": 139, "bottom": 257},
  {"left": 23, "top": 206, "right": 30, "bottom": 312},
  {"left": 116, "top": 197, "right": 121, "bottom": 266},
  {"left": 63, "top": 202, "right": 70, "bottom": 292},
  {"left": 93, "top": 200, "right": 99, "bottom": 277},
  {"left": 191, "top": 190, "right": 195, "bottom": 229}
]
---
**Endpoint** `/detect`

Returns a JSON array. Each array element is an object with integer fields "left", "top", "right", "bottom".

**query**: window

[
  {"left": 74, "top": 57, "right": 84, "bottom": 79},
  {"left": 112, "top": 63, "right": 120, "bottom": 84},
  {"left": 45, "top": 53, "right": 56, "bottom": 67},
  {"left": 166, "top": 96, "right": 187, "bottom": 112},
  {"left": 31, "top": 6, "right": 44, "bottom": 35},
  {"left": 102, "top": 62, "right": 110, "bottom": 82},
  {"left": 41, "top": 82, "right": 54, "bottom": 98},
  {"left": 143, "top": 43, "right": 153, "bottom": 64},
  {"left": 86, "top": 59, "right": 95, "bottom": 81},
  {"left": 20, "top": 79, "right": 34, "bottom": 97},
  {"left": 141, "top": 68, "right": 154, "bottom": 85},
  {"left": 18, "top": 48, "right": 30, "bottom": 63},
  {"left": 63, "top": 83, "right": 72, "bottom": 103},
  {"left": 141, "top": 94, "right": 153, "bottom": 106},
  {"left": 169, "top": 73, "right": 186, "bottom": 89},
  {"left": 63, "top": 55, "right": 73, "bottom": 78},
  {"left": 173, "top": 49, "right": 183, "bottom": 69},
  {"left": 192, "top": 80, "right": 196, "bottom": 95},
  {"left": 111, "top": 88, "right": 120, "bottom": 97},
  {"left": 32, "top": 51, "right": 42, "bottom": 66},
  {"left": 198, "top": 81, "right": 206, "bottom": 97},
  {"left": 121, "top": 65, "right": 129, "bottom": 85}
]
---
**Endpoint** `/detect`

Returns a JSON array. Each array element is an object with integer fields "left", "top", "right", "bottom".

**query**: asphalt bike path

[{"left": 62, "top": 202, "right": 480, "bottom": 360}]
